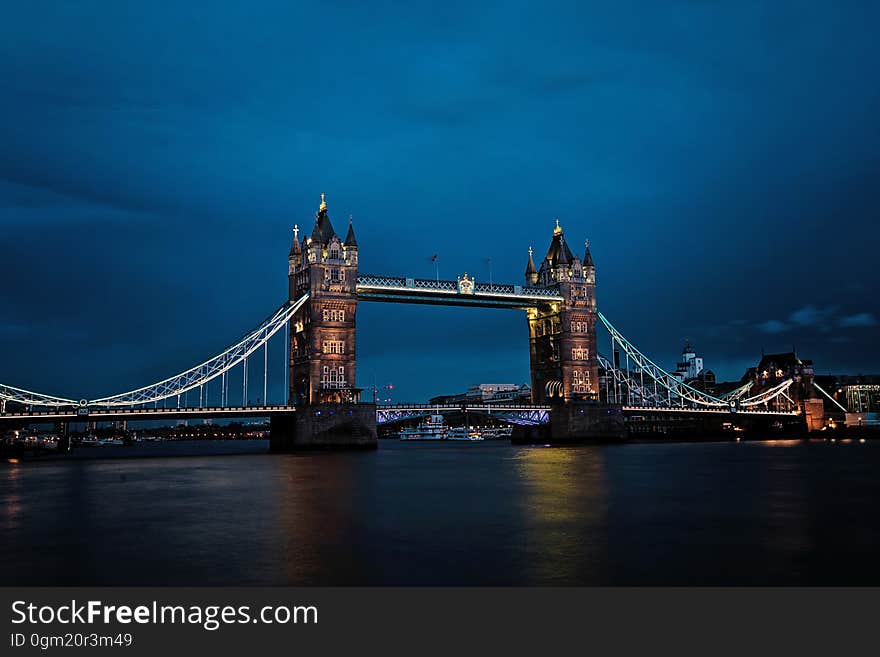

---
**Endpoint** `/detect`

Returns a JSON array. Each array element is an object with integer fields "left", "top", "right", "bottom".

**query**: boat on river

[
  {"left": 447, "top": 427, "right": 483, "bottom": 441},
  {"left": 399, "top": 414, "right": 447, "bottom": 440}
]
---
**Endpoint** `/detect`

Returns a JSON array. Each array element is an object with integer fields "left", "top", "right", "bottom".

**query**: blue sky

[{"left": 1, "top": 1, "right": 878, "bottom": 403}]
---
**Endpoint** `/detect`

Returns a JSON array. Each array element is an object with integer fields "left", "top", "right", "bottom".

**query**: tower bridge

[{"left": 1, "top": 194, "right": 815, "bottom": 451}]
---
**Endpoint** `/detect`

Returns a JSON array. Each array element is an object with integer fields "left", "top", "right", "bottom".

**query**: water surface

[{"left": 2, "top": 439, "right": 878, "bottom": 585}]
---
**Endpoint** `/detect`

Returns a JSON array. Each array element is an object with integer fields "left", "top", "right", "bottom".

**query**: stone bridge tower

[
  {"left": 525, "top": 220, "right": 599, "bottom": 404},
  {"left": 287, "top": 194, "right": 361, "bottom": 405}
]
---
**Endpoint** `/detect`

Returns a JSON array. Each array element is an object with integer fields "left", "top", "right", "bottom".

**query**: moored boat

[
  {"left": 399, "top": 414, "right": 447, "bottom": 440},
  {"left": 480, "top": 426, "right": 513, "bottom": 440},
  {"left": 447, "top": 426, "right": 483, "bottom": 441}
]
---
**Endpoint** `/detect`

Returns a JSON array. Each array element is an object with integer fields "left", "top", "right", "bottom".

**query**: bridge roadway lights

[{"left": 269, "top": 403, "right": 377, "bottom": 451}]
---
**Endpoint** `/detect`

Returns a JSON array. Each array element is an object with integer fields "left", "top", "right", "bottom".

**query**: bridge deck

[
  {"left": 0, "top": 406, "right": 297, "bottom": 425},
  {"left": 0, "top": 402, "right": 800, "bottom": 427},
  {"left": 621, "top": 405, "right": 800, "bottom": 416},
  {"left": 356, "top": 275, "right": 563, "bottom": 309}
]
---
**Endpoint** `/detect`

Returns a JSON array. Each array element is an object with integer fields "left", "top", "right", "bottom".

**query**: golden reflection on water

[
  {"left": 756, "top": 442, "right": 811, "bottom": 563},
  {"left": 514, "top": 446, "right": 608, "bottom": 585},
  {"left": 275, "top": 454, "right": 359, "bottom": 585},
  {"left": 1, "top": 461, "right": 23, "bottom": 526}
]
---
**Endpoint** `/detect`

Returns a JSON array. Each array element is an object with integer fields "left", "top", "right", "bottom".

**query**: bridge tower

[
  {"left": 287, "top": 194, "right": 361, "bottom": 405},
  {"left": 525, "top": 220, "right": 599, "bottom": 404}
]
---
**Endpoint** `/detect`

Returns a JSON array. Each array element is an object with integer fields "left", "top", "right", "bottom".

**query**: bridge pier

[
  {"left": 511, "top": 402, "right": 626, "bottom": 444},
  {"left": 803, "top": 398, "right": 825, "bottom": 431},
  {"left": 549, "top": 402, "right": 627, "bottom": 443},
  {"left": 269, "top": 404, "right": 377, "bottom": 451}
]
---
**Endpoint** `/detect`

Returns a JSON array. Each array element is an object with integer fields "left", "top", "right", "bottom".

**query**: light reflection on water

[
  {"left": 515, "top": 447, "right": 607, "bottom": 585},
  {"left": 1, "top": 439, "right": 879, "bottom": 585}
]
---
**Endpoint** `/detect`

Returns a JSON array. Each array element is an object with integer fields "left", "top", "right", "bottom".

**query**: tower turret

[
  {"left": 538, "top": 218, "right": 575, "bottom": 285},
  {"left": 344, "top": 214, "right": 359, "bottom": 266},
  {"left": 525, "top": 246, "right": 537, "bottom": 285},
  {"left": 344, "top": 214, "right": 358, "bottom": 247},
  {"left": 583, "top": 239, "right": 593, "bottom": 268},
  {"left": 289, "top": 224, "right": 302, "bottom": 268},
  {"left": 311, "top": 192, "right": 337, "bottom": 244}
]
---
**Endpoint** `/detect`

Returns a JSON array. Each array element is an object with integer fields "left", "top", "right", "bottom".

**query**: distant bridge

[{"left": 375, "top": 403, "right": 551, "bottom": 426}]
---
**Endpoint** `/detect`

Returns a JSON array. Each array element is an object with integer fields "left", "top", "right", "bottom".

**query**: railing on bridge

[
  {"left": 356, "top": 274, "right": 563, "bottom": 306},
  {"left": 0, "top": 405, "right": 299, "bottom": 423}
]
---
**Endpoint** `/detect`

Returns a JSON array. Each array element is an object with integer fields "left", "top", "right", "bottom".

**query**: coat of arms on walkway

[{"left": 457, "top": 273, "right": 475, "bottom": 294}]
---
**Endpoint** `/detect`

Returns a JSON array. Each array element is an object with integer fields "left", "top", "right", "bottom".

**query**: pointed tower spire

[
  {"left": 290, "top": 224, "right": 301, "bottom": 256},
  {"left": 543, "top": 216, "right": 573, "bottom": 269},
  {"left": 345, "top": 214, "right": 358, "bottom": 247},
  {"left": 525, "top": 246, "right": 537, "bottom": 285},
  {"left": 311, "top": 192, "right": 337, "bottom": 243},
  {"left": 557, "top": 234, "right": 570, "bottom": 265},
  {"left": 583, "top": 238, "right": 594, "bottom": 268}
]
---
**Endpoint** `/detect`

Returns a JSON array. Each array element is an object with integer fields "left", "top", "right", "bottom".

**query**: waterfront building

[
  {"left": 746, "top": 352, "right": 814, "bottom": 402},
  {"left": 488, "top": 384, "right": 532, "bottom": 403},
  {"left": 667, "top": 341, "right": 715, "bottom": 392},
  {"left": 821, "top": 375, "right": 880, "bottom": 427},
  {"left": 430, "top": 384, "right": 531, "bottom": 405},
  {"left": 466, "top": 383, "right": 521, "bottom": 402},
  {"left": 672, "top": 341, "right": 704, "bottom": 382}
]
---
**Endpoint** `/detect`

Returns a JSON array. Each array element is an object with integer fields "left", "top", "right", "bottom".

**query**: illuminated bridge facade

[{"left": 1, "top": 194, "right": 814, "bottom": 448}]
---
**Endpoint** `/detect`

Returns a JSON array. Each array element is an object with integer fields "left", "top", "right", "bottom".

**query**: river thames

[{"left": 2, "top": 439, "right": 878, "bottom": 586}]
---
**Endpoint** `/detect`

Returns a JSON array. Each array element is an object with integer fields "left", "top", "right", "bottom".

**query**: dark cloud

[
  {"left": 839, "top": 313, "right": 877, "bottom": 328},
  {"left": 757, "top": 320, "right": 789, "bottom": 335},
  {"left": 1, "top": 1, "right": 879, "bottom": 401},
  {"left": 756, "top": 306, "right": 876, "bottom": 337}
]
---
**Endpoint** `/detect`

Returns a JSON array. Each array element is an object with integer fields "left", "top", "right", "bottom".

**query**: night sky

[{"left": 2, "top": 2, "right": 878, "bottom": 404}]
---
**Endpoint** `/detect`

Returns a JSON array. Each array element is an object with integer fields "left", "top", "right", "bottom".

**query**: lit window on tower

[
  {"left": 323, "top": 340, "right": 345, "bottom": 354},
  {"left": 321, "top": 365, "right": 347, "bottom": 389},
  {"left": 572, "top": 370, "right": 590, "bottom": 393},
  {"left": 323, "top": 268, "right": 343, "bottom": 282},
  {"left": 322, "top": 308, "right": 345, "bottom": 322}
]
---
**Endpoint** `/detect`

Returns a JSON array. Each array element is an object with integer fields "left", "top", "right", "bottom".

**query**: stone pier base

[
  {"left": 269, "top": 403, "right": 377, "bottom": 451},
  {"left": 550, "top": 402, "right": 628, "bottom": 443},
  {"left": 803, "top": 398, "right": 825, "bottom": 432},
  {"left": 513, "top": 402, "right": 627, "bottom": 444}
]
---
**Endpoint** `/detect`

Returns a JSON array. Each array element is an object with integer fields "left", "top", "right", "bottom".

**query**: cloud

[
  {"left": 838, "top": 312, "right": 877, "bottom": 328},
  {"left": 787, "top": 306, "right": 879, "bottom": 331},
  {"left": 788, "top": 304, "right": 836, "bottom": 329},
  {"left": 757, "top": 319, "right": 789, "bottom": 334},
  {"left": 757, "top": 305, "right": 875, "bottom": 334}
]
